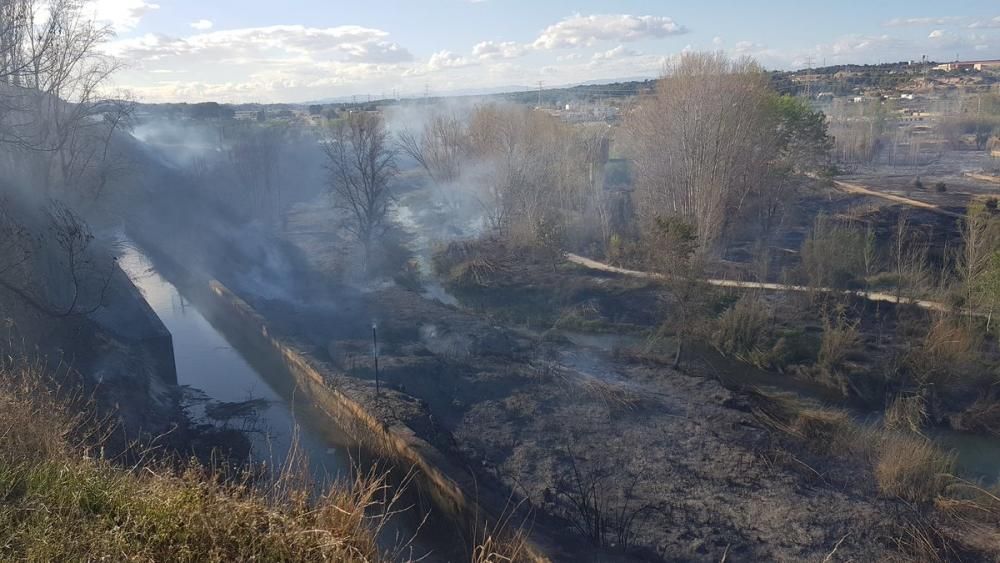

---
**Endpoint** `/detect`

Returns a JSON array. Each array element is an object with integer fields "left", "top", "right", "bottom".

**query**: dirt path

[
  {"left": 832, "top": 179, "right": 964, "bottom": 218},
  {"left": 564, "top": 253, "right": 976, "bottom": 316},
  {"left": 964, "top": 172, "right": 1000, "bottom": 185}
]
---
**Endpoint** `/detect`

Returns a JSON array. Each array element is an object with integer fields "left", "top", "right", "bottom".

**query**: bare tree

[
  {"left": 890, "top": 212, "right": 931, "bottom": 303},
  {"left": 323, "top": 112, "right": 398, "bottom": 267},
  {"left": 0, "top": 200, "right": 113, "bottom": 317},
  {"left": 465, "top": 104, "right": 593, "bottom": 245},
  {"left": 0, "top": 1, "right": 121, "bottom": 317},
  {"left": 398, "top": 112, "right": 467, "bottom": 184},
  {"left": 228, "top": 124, "right": 285, "bottom": 228},
  {"left": 625, "top": 53, "right": 785, "bottom": 253},
  {"left": 959, "top": 205, "right": 1000, "bottom": 328},
  {"left": 0, "top": 0, "right": 127, "bottom": 197}
]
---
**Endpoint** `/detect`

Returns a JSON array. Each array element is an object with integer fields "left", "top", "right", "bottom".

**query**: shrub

[
  {"left": 816, "top": 308, "right": 862, "bottom": 394},
  {"left": 914, "top": 177, "right": 924, "bottom": 190},
  {"left": 606, "top": 233, "right": 643, "bottom": 267},
  {"left": 711, "top": 294, "right": 788, "bottom": 369},
  {"left": 934, "top": 181, "right": 947, "bottom": 193},
  {"left": 874, "top": 434, "right": 954, "bottom": 503},
  {"left": 904, "top": 317, "right": 982, "bottom": 388},
  {"left": 433, "top": 239, "right": 512, "bottom": 288},
  {"left": 801, "top": 215, "right": 867, "bottom": 289}
]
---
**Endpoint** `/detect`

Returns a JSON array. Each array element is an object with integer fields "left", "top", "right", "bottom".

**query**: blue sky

[{"left": 90, "top": 0, "right": 1000, "bottom": 103}]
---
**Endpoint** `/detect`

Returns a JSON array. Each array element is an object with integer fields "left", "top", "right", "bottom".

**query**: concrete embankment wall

[
  {"left": 88, "top": 265, "right": 177, "bottom": 385},
  {"left": 207, "top": 281, "right": 548, "bottom": 561},
  {"left": 89, "top": 264, "right": 177, "bottom": 385},
  {"left": 206, "top": 283, "right": 465, "bottom": 515}
]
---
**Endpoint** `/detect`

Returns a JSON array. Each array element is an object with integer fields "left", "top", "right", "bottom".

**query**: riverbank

[
  {"left": 0, "top": 353, "right": 389, "bottom": 562},
  {"left": 124, "top": 231, "right": 521, "bottom": 561}
]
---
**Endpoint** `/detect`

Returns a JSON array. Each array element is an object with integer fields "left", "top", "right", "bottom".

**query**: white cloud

[
  {"left": 884, "top": 16, "right": 962, "bottom": 27},
  {"left": 105, "top": 24, "right": 415, "bottom": 102},
  {"left": 591, "top": 45, "right": 639, "bottom": 61},
  {"left": 533, "top": 13, "right": 686, "bottom": 49},
  {"left": 733, "top": 40, "right": 765, "bottom": 54},
  {"left": 823, "top": 34, "right": 901, "bottom": 57},
  {"left": 190, "top": 19, "right": 213, "bottom": 31},
  {"left": 969, "top": 16, "right": 1000, "bottom": 29},
  {"left": 426, "top": 50, "right": 473, "bottom": 70},
  {"left": 105, "top": 25, "right": 413, "bottom": 64},
  {"left": 88, "top": 0, "right": 159, "bottom": 33},
  {"left": 928, "top": 29, "right": 945, "bottom": 39},
  {"left": 472, "top": 41, "right": 527, "bottom": 60}
]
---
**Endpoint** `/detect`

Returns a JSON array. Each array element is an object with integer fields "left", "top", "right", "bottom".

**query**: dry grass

[
  {"left": 816, "top": 308, "right": 862, "bottom": 394},
  {"left": 538, "top": 359, "right": 642, "bottom": 411},
  {"left": 885, "top": 394, "right": 929, "bottom": 433},
  {"left": 750, "top": 390, "right": 1000, "bottom": 560},
  {"left": 818, "top": 312, "right": 861, "bottom": 372},
  {"left": 470, "top": 497, "right": 533, "bottom": 563},
  {"left": 0, "top": 354, "right": 396, "bottom": 562},
  {"left": 905, "top": 316, "right": 982, "bottom": 387},
  {"left": 433, "top": 239, "right": 513, "bottom": 288},
  {"left": 953, "top": 396, "right": 1000, "bottom": 436},
  {"left": 756, "top": 393, "right": 955, "bottom": 506},
  {"left": 750, "top": 392, "right": 863, "bottom": 457},
  {"left": 874, "top": 433, "right": 955, "bottom": 504},
  {"left": 711, "top": 294, "right": 781, "bottom": 369}
]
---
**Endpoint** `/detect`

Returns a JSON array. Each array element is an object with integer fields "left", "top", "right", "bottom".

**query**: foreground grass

[{"left": 0, "top": 357, "right": 388, "bottom": 562}]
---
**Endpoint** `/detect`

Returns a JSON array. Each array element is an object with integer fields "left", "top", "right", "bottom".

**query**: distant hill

[{"left": 134, "top": 60, "right": 1000, "bottom": 115}]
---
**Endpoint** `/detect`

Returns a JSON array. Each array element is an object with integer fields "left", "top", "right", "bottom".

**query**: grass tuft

[{"left": 874, "top": 433, "right": 955, "bottom": 504}]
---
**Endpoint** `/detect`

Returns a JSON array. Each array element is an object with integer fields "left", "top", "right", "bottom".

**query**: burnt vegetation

[{"left": 2, "top": 1, "right": 1000, "bottom": 559}]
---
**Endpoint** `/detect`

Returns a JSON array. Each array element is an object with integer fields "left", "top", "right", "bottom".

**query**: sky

[{"left": 87, "top": 0, "right": 1000, "bottom": 104}]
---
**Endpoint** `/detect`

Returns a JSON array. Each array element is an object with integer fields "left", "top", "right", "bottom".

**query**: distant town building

[{"left": 933, "top": 59, "right": 1000, "bottom": 72}]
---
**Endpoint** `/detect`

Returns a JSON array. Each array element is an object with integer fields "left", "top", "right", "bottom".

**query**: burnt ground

[
  {"left": 219, "top": 207, "right": 948, "bottom": 561},
  {"left": 126, "top": 166, "right": 1000, "bottom": 560},
  {"left": 249, "top": 278, "right": 920, "bottom": 562}
]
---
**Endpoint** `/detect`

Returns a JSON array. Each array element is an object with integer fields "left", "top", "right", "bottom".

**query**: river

[
  {"left": 117, "top": 240, "right": 352, "bottom": 478},
  {"left": 115, "top": 240, "right": 452, "bottom": 560}
]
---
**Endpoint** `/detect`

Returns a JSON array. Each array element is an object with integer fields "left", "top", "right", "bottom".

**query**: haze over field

[{"left": 4, "top": 0, "right": 1000, "bottom": 561}]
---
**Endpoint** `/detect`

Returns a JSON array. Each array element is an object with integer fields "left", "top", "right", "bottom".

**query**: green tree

[
  {"left": 647, "top": 216, "right": 707, "bottom": 368},
  {"left": 768, "top": 95, "right": 833, "bottom": 173}
]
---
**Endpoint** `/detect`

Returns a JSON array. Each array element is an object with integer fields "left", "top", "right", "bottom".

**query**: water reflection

[{"left": 116, "top": 241, "right": 349, "bottom": 478}]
